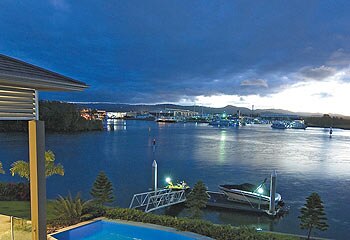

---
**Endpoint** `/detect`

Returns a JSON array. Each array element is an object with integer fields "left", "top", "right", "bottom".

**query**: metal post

[
  {"left": 269, "top": 170, "right": 277, "bottom": 216},
  {"left": 10, "top": 216, "right": 14, "bottom": 240},
  {"left": 34, "top": 90, "right": 39, "bottom": 120},
  {"left": 152, "top": 160, "right": 158, "bottom": 193},
  {"left": 29, "top": 120, "right": 46, "bottom": 240}
]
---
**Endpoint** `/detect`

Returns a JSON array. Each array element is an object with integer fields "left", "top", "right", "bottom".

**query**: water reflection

[
  {"left": 219, "top": 130, "right": 227, "bottom": 163},
  {"left": 106, "top": 119, "right": 127, "bottom": 131}
]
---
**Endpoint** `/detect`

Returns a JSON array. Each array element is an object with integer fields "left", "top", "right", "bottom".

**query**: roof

[
  {"left": 0, "top": 53, "right": 88, "bottom": 120},
  {"left": 0, "top": 54, "right": 88, "bottom": 91}
]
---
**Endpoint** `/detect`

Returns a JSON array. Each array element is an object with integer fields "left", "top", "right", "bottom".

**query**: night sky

[{"left": 1, "top": 1, "right": 350, "bottom": 114}]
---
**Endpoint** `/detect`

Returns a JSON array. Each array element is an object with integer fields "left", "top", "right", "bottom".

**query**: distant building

[
  {"left": 80, "top": 109, "right": 93, "bottom": 120},
  {"left": 260, "top": 113, "right": 300, "bottom": 120},
  {"left": 150, "top": 108, "right": 198, "bottom": 118},
  {"left": 107, "top": 112, "right": 127, "bottom": 119},
  {"left": 93, "top": 110, "right": 106, "bottom": 120},
  {"left": 106, "top": 111, "right": 137, "bottom": 119},
  {"left": 80, "top": 109, "right": 106, "bottom": 120}
]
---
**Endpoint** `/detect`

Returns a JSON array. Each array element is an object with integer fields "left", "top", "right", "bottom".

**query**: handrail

[{"left": 129, "top": 189, "right": 186, "bottom": 212}]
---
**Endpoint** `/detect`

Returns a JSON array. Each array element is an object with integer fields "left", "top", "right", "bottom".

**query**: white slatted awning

[
  {"left": 0, "top": 53, "right": 88, "bottom": 121},
  {"left": 0, "top": 85, "right": 37, "bottom": 120}
]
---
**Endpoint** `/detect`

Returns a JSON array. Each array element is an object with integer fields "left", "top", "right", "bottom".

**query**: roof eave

[{"left": 0, "top": 74, "right": 88, "bottom": 91}]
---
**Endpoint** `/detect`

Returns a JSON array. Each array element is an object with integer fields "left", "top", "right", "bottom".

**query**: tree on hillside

[
  {"left": 299, "top": 192, "right": 328, "bottom": 239},
  {"left": 90, "top": 171, "right": 115, "bottom": 205},
  {"left": 185, "top": 181, "right": 209, "bottom": 218},
  {"left": 10, "top": 150, "right": 64, "bottom": 180},
  {"left": 0, "top": 162, "right": 4, "bottom": 174}
]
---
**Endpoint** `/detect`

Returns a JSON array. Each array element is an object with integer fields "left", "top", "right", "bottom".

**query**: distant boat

[
  {"left": 290, "top": 120, "right": 307, "bottom": 129},
  {"left": 219, "top": 181, "right": 282, "bottom": 206},
  {"left": 209, "top": 119, "right": 231, "bottom": 127},
  {"left": 271, "top": 121, "right": 287, "bottom": 129},
  {"left": 156, "top": 117, "right": 177, "bottom": 123}
]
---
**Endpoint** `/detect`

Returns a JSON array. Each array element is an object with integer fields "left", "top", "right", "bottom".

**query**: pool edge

[{"left": 48, "top": 217, "right": 213, "bottom": 240}]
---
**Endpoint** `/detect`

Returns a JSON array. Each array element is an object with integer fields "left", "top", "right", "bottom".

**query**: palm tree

[
  {"left": 10, "top": 150, "right": 64, "bottom": 180},
  {"left": 0, "top": 162, "right": 4, "bottom": 174},
  {"left": 53, "top": 193, "right": 91, "bottom": 223}
]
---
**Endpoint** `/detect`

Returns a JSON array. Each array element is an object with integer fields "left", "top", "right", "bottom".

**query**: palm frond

[
  {"left": 0, "top": 162, "right": 5, "bottom": 174},
  {"left": 10, "top": 160, "right": 30, "bottom": 180},
  {"left": 10, "top": 150, "right": 64, "bottom": 180}
]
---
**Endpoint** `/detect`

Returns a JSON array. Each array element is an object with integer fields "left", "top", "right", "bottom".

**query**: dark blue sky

[{"left": 1, "top": 0, "right": 350, "bottom": 110}]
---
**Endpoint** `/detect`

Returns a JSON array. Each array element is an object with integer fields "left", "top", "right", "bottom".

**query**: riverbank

[
  {"left": 305, "top": 115, "right": 350, "bottom": 130},
  {"left": 0, "top": 101, "right": 103, "bottom": 133}
]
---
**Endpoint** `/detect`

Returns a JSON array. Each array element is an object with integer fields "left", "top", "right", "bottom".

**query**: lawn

[
  {"left": 0, "top": 201, "right": 57, "bottom": 221},
  {"left": 0, "top": 201, "right": 58, "bottom": 240}
]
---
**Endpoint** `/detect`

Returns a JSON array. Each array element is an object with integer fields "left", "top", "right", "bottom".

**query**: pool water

[{"left": 52, "top": 220, "right": 200, "bottom": 240}]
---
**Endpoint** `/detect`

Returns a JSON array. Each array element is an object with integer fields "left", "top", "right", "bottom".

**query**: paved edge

[{"left": 48, "top": 217, "right": 213, "bottom": 240}]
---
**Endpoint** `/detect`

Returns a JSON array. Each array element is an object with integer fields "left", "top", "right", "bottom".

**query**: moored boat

[
  {"left": 219, "top": 182, "right": 282, "bottom": 205},
  {"left": 271, "top": 121, "right": 287, "bottom": 129},
  {"left": 156, "top": 117, "right": 177, "bottom": 123},
  {"left": 290, "top": 120, "right": 307, "bottom": 129},
  {"left": 165, "top": 180, "right": 190, "bottom": 191}
]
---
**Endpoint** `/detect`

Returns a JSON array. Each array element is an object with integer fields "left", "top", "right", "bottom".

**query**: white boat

[
  {"left": 219, "top": 182, "right": 282, "bottom": 205},
  {"left": 155, "top": 117, "right": 177, "bottom": 123},
  {"left": 209, "top": 119, "right": 231, "bottom": 127},
  {"left": 290, "top": 120, "right": 307, "bottom": 129},
  {"left": 271, "top": 121, "right": 287, "bottom": 129}
]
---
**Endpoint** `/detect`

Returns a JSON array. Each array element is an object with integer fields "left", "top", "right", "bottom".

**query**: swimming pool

[{"left": 51, "top": 220, "right": 209, "bottom": 240}]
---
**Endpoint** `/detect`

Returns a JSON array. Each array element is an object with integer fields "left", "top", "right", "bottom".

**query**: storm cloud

[{"left": 1, "top": 0, "right": 350, "bottom": 104}]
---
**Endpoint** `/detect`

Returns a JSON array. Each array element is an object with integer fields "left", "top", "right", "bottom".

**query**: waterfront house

[{"left": 0, "top": 53, "right": 87, "bottom": 240}]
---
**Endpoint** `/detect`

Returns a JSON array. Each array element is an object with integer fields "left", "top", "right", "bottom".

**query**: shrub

[
  {"left": 105, "top": 208, "right": 274, "bottom": 240},
  {"left": 53, "top": 193, "right": 92, "bottom": 225},
  {"left": 0, "top": 182, "right": 30, "bottom": 201}
]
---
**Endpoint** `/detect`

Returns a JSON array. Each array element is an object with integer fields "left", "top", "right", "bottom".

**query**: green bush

[
  {"left": 81, "top": 202, "right": 106, "bottom": 221},
  {"left": 105, "top": 208, "right": 279, "bottom": 240},
  {"left": 0, "top": 182, "right": 30, "bottom": 201}
]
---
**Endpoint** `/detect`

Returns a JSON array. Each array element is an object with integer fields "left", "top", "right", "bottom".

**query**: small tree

[
  {"left": 10, "top": 150, "right": 64, "bottom": 180},
  {"left": 299, "top": 192, "right": 328, "bottom": 239},
  {"left": 185, "top": 181, "right": 208, "bottom": 218},
  {"left": 90, "top": 171, "right": 115, "bottom": 205}
]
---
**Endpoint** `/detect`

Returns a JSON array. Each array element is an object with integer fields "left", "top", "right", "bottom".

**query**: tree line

[{"left": 0, "top": 101, "right": 103, "bottom": 132}]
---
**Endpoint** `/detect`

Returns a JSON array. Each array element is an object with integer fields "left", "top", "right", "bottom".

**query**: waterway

[{"left": 1, "top": 121, "right": 349, "bottom": 239}]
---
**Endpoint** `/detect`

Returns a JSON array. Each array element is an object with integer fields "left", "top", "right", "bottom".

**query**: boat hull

[
  {"left": 156, "top": 118, "right": 177, "bottom": 123},
  {"left": 219, "top": 186, "right": 281, "bottom": 205}
]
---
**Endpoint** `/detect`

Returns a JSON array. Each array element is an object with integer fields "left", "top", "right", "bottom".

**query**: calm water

[{"left": 1, "top": 121, "right": 350, "bottom": 239}]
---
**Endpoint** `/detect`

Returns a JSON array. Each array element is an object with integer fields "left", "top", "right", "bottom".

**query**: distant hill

[{"left": 71, "top": 102, "right": 329, "bottom": 117}]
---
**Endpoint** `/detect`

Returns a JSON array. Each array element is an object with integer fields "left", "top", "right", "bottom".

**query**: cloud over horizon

[{"left": 1, "top": 1, "right": 350, "bottom": 114}]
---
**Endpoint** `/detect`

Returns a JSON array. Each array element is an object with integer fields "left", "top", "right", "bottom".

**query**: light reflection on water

[{"left": 0, "top": 121, "right": 349, "bottom": 239}]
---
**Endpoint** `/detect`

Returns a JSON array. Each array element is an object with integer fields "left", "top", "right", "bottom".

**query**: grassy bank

[{"left": 0, "top": 201, "right": 57, "bottom": 221}]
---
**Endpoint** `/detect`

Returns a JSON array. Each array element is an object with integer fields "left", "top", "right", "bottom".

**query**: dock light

[
  {"left": 165, "top": 177, "right": 171, "bottom": 183},
  {"left": 257, "top": 187, "right": 264, "bottom": 194}
]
